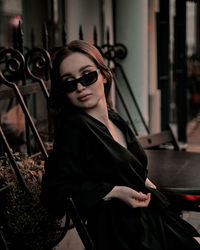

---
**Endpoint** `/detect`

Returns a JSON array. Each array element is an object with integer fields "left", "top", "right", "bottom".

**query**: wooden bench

[{"left": 137, "top": 124, "right": 180, "bottom": 151}]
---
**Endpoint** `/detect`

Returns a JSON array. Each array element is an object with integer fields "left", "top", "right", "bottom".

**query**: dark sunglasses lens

[
  {"left": 81, "top": 71, "right": 98, "bottom": 86},
  {"left": 61, "top": 80, "right": 77, "bottom": 93},
  {"left": 60, "top": 70, "right": 98, "bottom": 93}
]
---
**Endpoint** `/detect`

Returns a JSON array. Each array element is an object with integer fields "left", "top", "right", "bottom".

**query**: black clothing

[{"left": 41, "top": 108, "right": 200, "bottom": 249}]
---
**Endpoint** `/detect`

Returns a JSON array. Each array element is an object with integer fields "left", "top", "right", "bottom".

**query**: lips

[{"left": 78, "top": 94, "right": 91, "bottom": 101}]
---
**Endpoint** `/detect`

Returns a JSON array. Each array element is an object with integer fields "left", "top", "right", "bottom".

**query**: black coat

[{"left": 41, "top": 108, "right": 200, "bottom": 250}]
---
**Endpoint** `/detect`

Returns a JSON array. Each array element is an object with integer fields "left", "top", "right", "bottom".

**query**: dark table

[{"left": 146, "top": 149, "right": 200, "bottom": 194}]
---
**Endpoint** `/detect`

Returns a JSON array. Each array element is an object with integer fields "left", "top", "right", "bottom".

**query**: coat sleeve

[{"left": 40, "top": 119, "right": 114, "bottom": 219}]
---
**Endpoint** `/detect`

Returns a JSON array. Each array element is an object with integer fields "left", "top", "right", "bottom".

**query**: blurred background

[{"left": 0, "top": 0, "right": 200, "bottom": 150}]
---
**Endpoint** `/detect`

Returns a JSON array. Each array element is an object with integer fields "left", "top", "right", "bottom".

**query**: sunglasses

[{"left": 60, "top": 69, "right": 100, "bottom": 93}]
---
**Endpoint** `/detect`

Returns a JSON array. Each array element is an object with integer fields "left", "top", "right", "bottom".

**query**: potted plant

[{"left": 0, "top": 152, "right": 62, "bottom": 250}]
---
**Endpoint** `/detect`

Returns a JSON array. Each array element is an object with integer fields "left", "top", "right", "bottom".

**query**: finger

[
  {"left": 142, "top": 193, "right": 151, "bottom": 203},
  {"left": 133, "top": 192, "right": 148, "bottom": 200},
  {"left": 131, "top": 193, "right": 151, "bottom": 207},
  {"left": 131, "top": 197, "right": 149, "bottom": 206},
  {"left": 147, "top": 193, "right": 151, "bottom": 199},
  {"left": 130, "top": 200, "right": 149, "bottom": 208}
]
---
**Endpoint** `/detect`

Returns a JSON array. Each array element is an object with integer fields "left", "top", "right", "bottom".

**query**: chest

[{"left": 108, "top": 121, "right": 127, "bottom": 149}]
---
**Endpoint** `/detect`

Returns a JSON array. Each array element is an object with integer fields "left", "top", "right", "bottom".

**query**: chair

[
  {"left": 137, "top": 124, "right": 181, "bottom": 151},
  {"left": 51, "top": 198, "right": 96, "bottom": 250},
  {"left": 0, "top": 126, "right": 96, "bottom": 250},
  {"left": 65, "top": 198, "right": 96, "bottom": 250}
]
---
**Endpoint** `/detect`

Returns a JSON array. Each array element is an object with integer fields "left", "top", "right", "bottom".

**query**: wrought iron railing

[
  {"left": 0, "top": 22, "right": 149, "bottom": 157},
  {"left": 0, "top": 21, "right": 149, "bottom": 249}
]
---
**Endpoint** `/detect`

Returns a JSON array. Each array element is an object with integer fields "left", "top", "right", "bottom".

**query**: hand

[
  {"left": 104, "top": 186, "right": 151, "bottom": 208},
  {"left": 145, "top": 178, "right": 157, "bottom": 189},
  {"left": 194, "top": 237, "right": 200, "bottom": 244}
]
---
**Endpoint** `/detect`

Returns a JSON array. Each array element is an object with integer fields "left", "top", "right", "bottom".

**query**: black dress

[{"left": 41, "top": 107, "right": 200, "bottom": 250}]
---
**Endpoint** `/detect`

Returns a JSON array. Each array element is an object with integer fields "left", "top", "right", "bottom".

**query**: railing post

[
  {"left": 25, "top": 48, "right": 53, "bottom": 141},
  {"left": 79, "top": 25, "right": 84, "bottom": 40},
  {"left": 42, "top": 23, "right": 49, "bottom": 51},
  {"left": 31, "top": 28, "right": 35, "bottom": 48},
  {"left": 0, "top": 48, "right": 48, "bottom": 159},
  {"left": 93, "top": 26, "right": 102, "bottom": 55},
  {"left": 18, "top": 21, "right": 31, "bottom": 155},
  {"left": 62, "top": 24, "right": 67, "bottom": 46},
  {"left": 0, "top": 126, "right": 29, "bottom": 190}
]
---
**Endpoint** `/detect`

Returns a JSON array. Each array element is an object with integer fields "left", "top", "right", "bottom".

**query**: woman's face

[{"left": 59, "top": 52, "right": 106, "bottom": 112}]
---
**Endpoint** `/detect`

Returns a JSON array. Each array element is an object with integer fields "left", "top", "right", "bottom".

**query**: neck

[{"left": 85, "top": 99, "right": 110, "bottom": 127}]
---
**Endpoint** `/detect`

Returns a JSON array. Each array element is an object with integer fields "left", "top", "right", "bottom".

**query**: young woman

[{"left": 41, "top": 40, "right": 200, "bottom": 249}]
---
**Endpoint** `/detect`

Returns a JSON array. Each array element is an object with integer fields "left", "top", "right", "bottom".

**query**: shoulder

[
  {"left": 53, "top": 109, "right": 88, "bottom": 151},
  {"left": 55, "top": 107, "right": 87, "bottom": 132},
  {"left": 108, "top": 109, "right": 129, "bottom": 128}
]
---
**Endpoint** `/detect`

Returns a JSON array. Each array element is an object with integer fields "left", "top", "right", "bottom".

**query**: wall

[
  {"left": 114, "top": 0, "right": 149, "bottom": 134},
  {"left": 66, "top": 0, "right": 102, "bottom": 43},
  {"left": 148, "top": 0, "right": 160, "bottom": 133}
]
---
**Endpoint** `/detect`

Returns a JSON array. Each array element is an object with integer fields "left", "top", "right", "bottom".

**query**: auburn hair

[{"left": 50, "top": 40, "right": 113, "bottom": 111}]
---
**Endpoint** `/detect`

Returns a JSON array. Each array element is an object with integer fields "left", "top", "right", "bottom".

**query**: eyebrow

[
  {"left": 79, "top": 65, "right": 94, "bottom": 72},
  {"left": 60, "top": 65, "right": 95, "bottom": 79}
]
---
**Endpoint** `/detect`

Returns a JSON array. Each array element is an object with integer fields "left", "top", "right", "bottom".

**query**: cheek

[
  {"left": 97, "top": 81, "right": 105, "bottom": 95},
  {"left": 91, "top": 77, "right": 105, "bottom": 92},
  {"left": 65, "top": 93, "right": 76, "bottom": 104}
]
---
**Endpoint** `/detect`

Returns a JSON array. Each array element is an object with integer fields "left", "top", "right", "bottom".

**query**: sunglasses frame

[{"left": 60, "top": 69, "right": 100, "bottom": 93}]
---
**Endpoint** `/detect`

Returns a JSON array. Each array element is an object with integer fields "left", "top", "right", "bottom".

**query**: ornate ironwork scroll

[
  {"left": 25, "top": 48, "right": 51, "bottom": 99},
  {"left": 25, "top": 47, "right": 53, "bottom": 140},
  {"left": 0, "top": 48, "right": 48, "bottom": 159}
]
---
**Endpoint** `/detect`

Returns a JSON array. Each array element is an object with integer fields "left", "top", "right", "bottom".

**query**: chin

[{"left": 78, "top": 100, "right": 95, "bottom": 107}]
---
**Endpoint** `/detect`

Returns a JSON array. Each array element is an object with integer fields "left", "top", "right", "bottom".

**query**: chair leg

[
  {"left": 66, "top": 198, "right": 96, "bottom": 250},
  {"left": 0, "top": 228, "right": 9, "bottom": 250}
]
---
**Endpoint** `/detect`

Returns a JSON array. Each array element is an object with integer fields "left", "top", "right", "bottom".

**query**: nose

[{"left": 77, "top": 82, "right": 86, "bottom": 91}]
